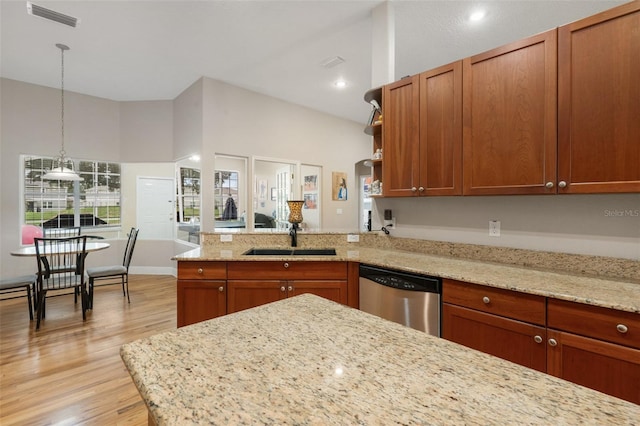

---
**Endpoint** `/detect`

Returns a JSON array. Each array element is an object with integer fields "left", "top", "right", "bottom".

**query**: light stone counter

[
  {"left": 174, "top": 241, "right": 640, "bottom": 313},
  {"left": 121, "top": 294, "right": 640, "bottom": 425}
]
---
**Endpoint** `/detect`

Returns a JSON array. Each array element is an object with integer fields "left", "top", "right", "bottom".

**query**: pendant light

[{"left": 43, "top": 43, "right": 83, "bottom": 181}]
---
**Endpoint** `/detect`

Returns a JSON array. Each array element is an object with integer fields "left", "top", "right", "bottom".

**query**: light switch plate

[{"left": 220, "top": 234, "right": 233, "bottom": 242}]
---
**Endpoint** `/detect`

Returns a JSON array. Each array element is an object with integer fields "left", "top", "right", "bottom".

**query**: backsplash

[{"left": 200, "top": 232, "right": 638, "bottom": 281}]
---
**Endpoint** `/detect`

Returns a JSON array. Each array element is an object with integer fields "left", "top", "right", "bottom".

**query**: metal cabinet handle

[
  {"left": 558, "top": 181, "right": 567, "bottom": 188},
  {"left": 218, "top": 286, "right": 224, "bottom": 292},
  {"left": 411, "top": 187, "right": 417, "bottom": 192},
  {"left": 545, "top": 182, "right": 554, "bottom": 188},
  {"left": 616, "top": 324, "right": 628, "bottom": 334},
  {"left": 283, "top": 262, "right": 290, "bottom": 269},
  {"left": 548, "top": 338, "right": 558, "bottom": 347},
  {"left": 534, "top": 335, "right": 543, "bottom": 344},
  {"left": 197, "top": 268, "right": 203, "bottom": 275},
  {"left": 418, "top": 186, "right": 425, "bottom": 192},
  {"left": 482, "top": 296, "right": 490, "bottom": 304},
  {"left": 280, "top": 286, "right": 286, "bottom": 292},
  {"left": 288, "top": 285, "right": 293, "bottom": 292}
]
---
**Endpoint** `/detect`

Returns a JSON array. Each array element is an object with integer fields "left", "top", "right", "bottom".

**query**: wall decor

[{"left": 332, "top": 171, "right": 347, "bottom": 201}]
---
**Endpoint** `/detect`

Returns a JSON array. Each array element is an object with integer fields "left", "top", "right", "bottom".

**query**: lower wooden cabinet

[
  {"left": 177, "top": 280, "right": 226, "bottom": 327},
  {"left": 546, "top": 329, "right": 640, "bottom": 404},
  {"left": 177, "top": 261, "right": 228, "bottom": 327},
  {"left": 442, "top": 303, "right": 546, "bottom": 372},
  {"left": 177, "top": 260, "right": 351, "bottom": 326},
  {"left": 443, "top": 279, "right": 640, "bottom": 404},
  {"left": 442, "top": 279, "right": 547, "bottom": 372}
]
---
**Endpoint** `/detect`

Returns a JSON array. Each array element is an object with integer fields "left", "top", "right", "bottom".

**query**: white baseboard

[{"left": 129, "top": 266, "right": 177, "bottom": 277}]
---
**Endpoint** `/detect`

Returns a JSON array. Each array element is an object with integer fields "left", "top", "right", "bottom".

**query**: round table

[{"left": 10, "top": 242, "right": 110, "bottom": 256}]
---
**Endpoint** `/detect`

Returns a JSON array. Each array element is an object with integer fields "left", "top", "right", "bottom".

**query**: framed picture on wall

[{"left": 332, "top": 171, "right": 347, "bottom": 201}]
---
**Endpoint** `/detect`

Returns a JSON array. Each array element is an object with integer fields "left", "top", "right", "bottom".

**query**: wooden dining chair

[
  {"left": 87, "top": 228, "right": 139, "bottom": 308},
  {"left": 33, "top": 236, "right": 88, "bottom": 330},
  {"left": 0, "top": 275, "right": 35, "bottom": 320}
]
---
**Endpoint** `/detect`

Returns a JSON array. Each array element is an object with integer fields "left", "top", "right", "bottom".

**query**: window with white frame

[
  {"left": 23, "top": 156, "right": 121, "bottom": 229},
  {"left": 214, "top": 170, "right": 240, "bottom": 221},
  {"left": 176, "top": 167, "right": 201, "bottom": 223}
]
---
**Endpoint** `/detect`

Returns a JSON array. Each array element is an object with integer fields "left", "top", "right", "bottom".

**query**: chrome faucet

[{"left": 289, "top": 223, "right": 299, "bottom": 247}]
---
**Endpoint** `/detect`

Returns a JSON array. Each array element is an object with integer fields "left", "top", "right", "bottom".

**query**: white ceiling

[{"left": 1, "top": 0, "right": 625, "bottom": 124}]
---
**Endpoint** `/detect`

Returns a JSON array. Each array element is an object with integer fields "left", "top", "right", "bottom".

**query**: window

[
  {"left": 214, "top": 170, "right": 239, "bottom": 221},
  {"left": 23, "top": 156, "right": 121, "bottom": 229},
  {"left": 176, "top": 167, "right": 201, "bottom": 223}
]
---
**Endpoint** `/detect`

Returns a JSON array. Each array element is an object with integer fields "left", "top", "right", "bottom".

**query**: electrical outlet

[
  {"left": 220, "top": 234, "right": 233, "bottom": 242},
  {"left": 489, "top": 220, "right": 501, "bottom": 237},
  {"left": 337, "top": 208, "right": 343, "bottom": 215},
  {"left": 347, "top": 234, "right": 359, "bottom": 243}
]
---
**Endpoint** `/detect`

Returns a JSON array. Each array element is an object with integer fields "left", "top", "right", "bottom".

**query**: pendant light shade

[{"left": 43, "top": 43, "right": 83, "bottom": 182}]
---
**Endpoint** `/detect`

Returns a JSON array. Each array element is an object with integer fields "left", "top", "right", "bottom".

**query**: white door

[{"left": 137, "top": 177, "right": 175, "bottom": 239}]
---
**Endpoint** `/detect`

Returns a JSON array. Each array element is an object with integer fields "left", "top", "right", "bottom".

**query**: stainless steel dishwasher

[{"left": 359, "top": 264, "right": 441, "bottom": 336}]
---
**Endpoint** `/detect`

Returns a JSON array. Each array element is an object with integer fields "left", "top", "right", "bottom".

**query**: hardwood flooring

[{"left": 0, "top": 275, "right": 177, "bottom": 425}]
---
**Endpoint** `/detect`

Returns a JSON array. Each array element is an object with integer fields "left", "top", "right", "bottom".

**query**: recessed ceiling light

[
  {"left": 334, "top": 80, "right": 347, "bottom": 89},
  {"left": 469, "top": 10, "right": 486, "bottom": 22}
]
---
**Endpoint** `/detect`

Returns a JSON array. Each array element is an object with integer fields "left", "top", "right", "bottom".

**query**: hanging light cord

[{"left": 58, "top": 43, "right": 67, "bottom": 160}]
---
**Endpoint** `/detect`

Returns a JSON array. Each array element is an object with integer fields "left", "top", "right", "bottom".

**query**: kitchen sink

[{"left": 243, "top": 248, "right": 336, "bottom": 256}]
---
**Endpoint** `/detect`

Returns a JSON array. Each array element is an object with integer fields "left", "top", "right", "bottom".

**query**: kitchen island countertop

[{"left": 121, "top": 294, "right": 640, "bottom": 425}]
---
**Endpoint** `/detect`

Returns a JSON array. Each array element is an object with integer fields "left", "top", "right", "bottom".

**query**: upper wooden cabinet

[
  {"left": 382, "top": 75, "right": 420, "bottom": 196},
  {"left": 558, "top": 1, "right": 640, "bottom": 193},
  {"left": 419, "top": 62, "right": 463, "bottom": 196},
  {"left": 382, "top": 62, "right": 462, "bottom": 197},
  {"left": 462, "top": 29, "right": 558, "bottom": 195}
]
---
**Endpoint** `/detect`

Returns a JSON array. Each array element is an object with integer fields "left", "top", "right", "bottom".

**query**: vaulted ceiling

[{"left": 1, "top": 1, "right": 624, "bottom": 124}]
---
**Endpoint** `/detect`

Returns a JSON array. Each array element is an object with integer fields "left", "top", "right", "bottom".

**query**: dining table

[{"left": 10, "top": 241, "right": 110, "bottom": 257}]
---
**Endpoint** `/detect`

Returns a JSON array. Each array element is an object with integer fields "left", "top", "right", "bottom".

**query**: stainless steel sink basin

[{"left": 243, "top": 248, "right": 336, "bottom": 256}]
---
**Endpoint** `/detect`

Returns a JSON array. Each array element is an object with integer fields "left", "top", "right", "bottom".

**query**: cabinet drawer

[
  {"left": 442, "top": 279, "right": 545, "bottom": 325},
  {"left": 227, "top": 261, "right": 348, "bottom": 280},
  {"left": 178, "top": 261, "right": 227, "bottom": 280},
  {"left": 548, "top": 299, "right": 640, "bottom": 350}
]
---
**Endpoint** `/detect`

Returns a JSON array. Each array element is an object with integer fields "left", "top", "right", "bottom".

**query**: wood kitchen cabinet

[
  {"left": 382, "top": 75, "right": 420, "bottom": 197},
  {"left": 418, "top": 61, "right": 463, "bottom": 196},
  {"left": 462, "top": 29, "right": 558, "bottom": 195},
  {"left": 442, "top": 279, "right": 547, "bottom": 372},
  {"left": 227, "top": 261, "right": 348, "bottom": 314},
  {"left": 443, "top": 279, "right": 640, "bottom": 404},
  {"left": 381, "top": 62, "right": 462, "bottom": 197},
  {"left": 177, "top": 261, "right": 227, "bottom": 327},
  {"left": 557, "top": 1, "right": 640, "bottom": 193},
  {"left": 547, "top": 298, "right": 640, "bottom": 404}
]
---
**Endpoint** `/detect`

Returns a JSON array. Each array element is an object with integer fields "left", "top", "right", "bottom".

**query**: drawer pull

[
  {"left": 283, "top": 262, "right": 289, "bottom": 269},
  {"left": 616, "top": 324, "right": 628, "bottom": 334},
  {"left": 534, "top": 335, "right": 543, "bottom": 344},
  {"left": 197, "top": 268, "right": 203, "bottom": 275},
  {"left": 482, "top": 296, "right": 490, "bottom": 304},
  {"left": 288, "top": 285, "right": 293, "bottom": 292},
  {"left": 548, "top": 338, "right": 558, "bottom": 347},
  {"left": 218, "top": 286, "right": 224, "bottom": 292},
  {"left": 280, "top": 286, "right": 286, "bottom": 292}
]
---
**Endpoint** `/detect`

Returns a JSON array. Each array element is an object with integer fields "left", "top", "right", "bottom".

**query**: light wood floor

[{"left": 0, "top": 275, "right": 177, "bottom": 425}]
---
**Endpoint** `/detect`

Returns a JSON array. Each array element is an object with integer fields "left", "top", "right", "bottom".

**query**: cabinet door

[
  {"left": 547, "top": 329, "right": 640, "bottom": 404},
  {"left": 227, "top": 280, "right": 286, "bottom": 314},
  {"left": 443, "top": 303, "right": 547, "bottom": 372},
  {"left": 558, "top": 2, "right": 640, "bottom": 193},
  {"left": 289, "top": 280, "right": 348, "bottom": 305},
  {"left": 177, "top": 280, "right": 226, "bottom": 327},
  {"left": 383, "top": 75, "right": 420, "bottom": 196},
  {"left": 463, "top": 29, "right": 557, "bottom": 195},
  {"left": 419, "top": 61, "right": 463, "bottom": 196}
]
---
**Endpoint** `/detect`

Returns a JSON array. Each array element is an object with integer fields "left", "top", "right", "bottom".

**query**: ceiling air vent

[
  {"left": 27, "top": 2, "right": 79, "bottom": 28},
  {"left": 320, "top": 56, "right": 345, "bottom": 69}
]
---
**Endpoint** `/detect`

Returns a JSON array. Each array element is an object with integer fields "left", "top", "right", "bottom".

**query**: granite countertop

[
  {"left": 174, "top": 243, "right": 640, "bottom": 314},
  {"left": 121, "top": 294, "right": 640, "bottom": 425}
]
